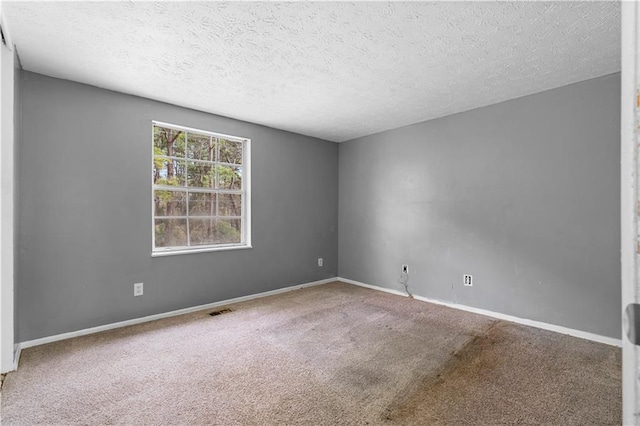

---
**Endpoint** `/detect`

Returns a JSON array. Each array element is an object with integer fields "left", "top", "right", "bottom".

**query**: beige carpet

[{"left": 1, "top": 281, "right": 621, "bottom": 425}]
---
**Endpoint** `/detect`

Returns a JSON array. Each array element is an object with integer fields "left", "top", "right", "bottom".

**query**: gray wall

[
  {"left": 18, "top": 70, "right": 621, "bottom": 342},
  {"left": 339, "top": 73, "right": 621, "bottom": 339},
  {"left": 18, "top": 71, "right": 338, "bottom": 342}
]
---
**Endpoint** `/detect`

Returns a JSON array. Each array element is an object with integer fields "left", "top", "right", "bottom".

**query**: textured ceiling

[{"left": 3, "top": 1, "right": 620, "bottom": 142}]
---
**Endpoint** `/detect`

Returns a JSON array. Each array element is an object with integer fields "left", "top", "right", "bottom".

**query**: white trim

[
  {"left": 15, "top": 276, "right": 621, "bottom": 365},
  {"left": 243, "top": 136, "right": 251, "bottom": 249},
  {"left": 621, "top": 1, "right": 640, "bottom": 422},
  {"left": 152, "top": 120, "right": 248, "bottom": 143},
  {"left": 411, "top": 295, "right": 622, "bottom": 348},
  {"left": 13, "top": 342, "right": 21, "bottom": 370},
  {"left": 338, "top": 277, "right": 408, "bottom": 298},
  {"left": 18, "top": 277, "right": 336, "bottom": 350},
  {"left": 151, "top": 244, "right": 252, "bottom": 257},
  {"left": 338, "top": 277, "right": 622, "bottom": 348},
  {"left": 0, "top": 41, "right": 15, "bottom": 374}
]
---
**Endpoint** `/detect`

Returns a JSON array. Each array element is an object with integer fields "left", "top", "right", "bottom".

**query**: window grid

[{"left": 152, "top": 122, "right": 249, "bottom": 253}]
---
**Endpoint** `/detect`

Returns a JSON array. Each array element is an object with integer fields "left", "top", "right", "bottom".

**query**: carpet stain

[
  {"left": 209, "top": 308, "right": 233, "bottom": 316},
  {"left": 382, "top": 321, "right": 621, "bottom": 425},
  {"left": 383, "top": 321, "right": 501, "bottom": 423},
  {"left": 338, "top": 366, "right": 389, "bottom": 392}
]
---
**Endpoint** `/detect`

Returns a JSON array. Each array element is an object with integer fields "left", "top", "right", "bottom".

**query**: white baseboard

[
  {"left": 13, "top": 343, "right": 21, "bottom": 371},
  {"left": 338, "top": 277, "right": 408, "bottom": 297},
  {"left": 338, "top": 277, "right": 622, "bottom": 348},
  {"left": 15, "top": 275, "right": 621, "bottom": 368},
  {"left": 18, "top": 277, "right": 337, "bottom": 351}
]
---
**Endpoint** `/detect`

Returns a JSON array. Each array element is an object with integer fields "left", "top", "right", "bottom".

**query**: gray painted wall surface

[
  {"left": 339, "top": 73, "right": 621, "bottom": 338},
  {"left": 18, "top": 72, "right": 338, "bottom": 342}
]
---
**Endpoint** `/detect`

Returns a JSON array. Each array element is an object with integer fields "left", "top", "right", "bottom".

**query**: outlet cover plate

[
  {"left": 463, "top": 275, "right": 473, "bottom": 287},
  {"left": 134, "top": 282, "right": 144, "bottom": 296}
]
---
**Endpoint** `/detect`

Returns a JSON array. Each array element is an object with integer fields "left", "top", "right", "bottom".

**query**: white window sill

[{"left": 151, "top": 244, "right": 252, "bottom": 257}]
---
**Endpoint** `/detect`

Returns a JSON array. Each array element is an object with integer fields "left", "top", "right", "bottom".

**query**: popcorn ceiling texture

[{"left": 4, "top": 1, "right": 620, "bottom": 142}]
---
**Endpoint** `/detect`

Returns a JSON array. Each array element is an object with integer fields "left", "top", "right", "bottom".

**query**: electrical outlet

[
  {"left": 134, "top": 282, "right": 144, "bottom": 296},
  {"left": 463, "top": 275, "right": 473, "bottom": 287},
  {"left": 318, "top": 258, "right": 323, "bottom": 267},
  {"left": 402, "top": 264, "right": 409, "bottom": 274}
]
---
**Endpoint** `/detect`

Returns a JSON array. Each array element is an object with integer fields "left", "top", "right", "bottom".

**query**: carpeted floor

[{"left": 1, "top": 281, "right": 621, "bottom": 425}]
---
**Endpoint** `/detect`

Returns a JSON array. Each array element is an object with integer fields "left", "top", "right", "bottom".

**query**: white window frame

[{"left": 151, "top": 121, "right": 251, "bottom": 257}]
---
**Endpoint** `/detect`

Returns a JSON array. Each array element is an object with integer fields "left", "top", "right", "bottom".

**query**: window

[{"left": 152, "top": 121, "right": 250, "bottom": 255}]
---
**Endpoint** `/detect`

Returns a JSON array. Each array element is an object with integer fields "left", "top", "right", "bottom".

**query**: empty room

[{"left": 0, "top": 1, "right": 633, "bottom": 424}]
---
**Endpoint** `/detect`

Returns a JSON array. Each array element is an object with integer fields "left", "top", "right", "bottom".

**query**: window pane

[
  {"left": 189, "top": 219, "right": 242, "bottom": 246},
  {"left": 154, "top": 158, "right": 186, "bottom": 187},
  {"left": 188, "top": 192, "right": 216, "bottom": 216},
  {"left": 153, "top": 126, "right": 185, "bottom": 158},
  {"left": 189, "top": 218, "right": 218, "bottom": 246},
  {"left": 187, "top": 162, "right": 215, "bottom": 188},
  {"left": 218, "top": 193, "right": 242, "bottom": 217},
  {"left": 217, "top": 219, "right": 242, "bottom": 244},
  {"left": 219, "top": 139, "right": 243, "bottom": 164},
  {"left": 154, "top": 190, "right": 186, "bottom": 217},
  {"left": 155, "top": 219, "right": 187, "bottom": 248},
  {"left": 187, "top": 132, "right": 215, "bottom": 161},
  {"left": 217, "top": 165, "right": 242, "bottom": 190}
]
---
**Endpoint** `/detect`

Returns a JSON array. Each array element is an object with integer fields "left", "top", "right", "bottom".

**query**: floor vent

[{"left": 209, "top": 308, "right": 233, "bottom": 316}]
